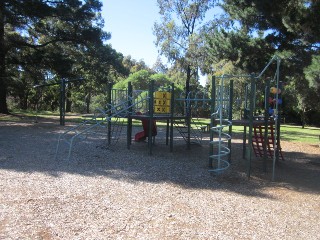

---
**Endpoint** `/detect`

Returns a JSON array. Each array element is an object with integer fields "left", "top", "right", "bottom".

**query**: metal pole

[
  {"left": 170, "top": 83, "right": 174, "bottom": 152},
  {"left": 228, "top": 80, "right": 233, "bottom": 162},
  {"left": 257, "top": 55, "right": 278, "bottom": 78},
  {"left": 127, "top": 82, "right": 133, "bottom": 150},
  {"left": 107, "top": 83, "right": 112, "bottom": 145},
  {"left": 148, "top": 80, "right": 154, "bottom": 155},
  {"left": 272, "top": 58, "right": 281, "bottom": 181},
  {"left": 276, "top": 81, "right": 282, "bottom": 161},
  {"left": 60, "top": 78, "right": 65, "bottom": 126},
  {"left": 186, "top": 92, "right": 191, "bottom": 150},
  {"left": 247, "top": 74, "right": 256, "bottom": 178},
  {"left": 243, "top": 83, "right": 248, "bottom": 159},
  {"left": 34, "top": 78, "right": 83, "bottom": 126},
  {"left": 263, "top": 78, "right": 271, "bottom": 172},
  {"left": 209, "top": 76, "right": 216, "bottom": 167}
]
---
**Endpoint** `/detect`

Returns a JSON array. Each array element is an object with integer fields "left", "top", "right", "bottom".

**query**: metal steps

[{"left": 173, "top": 118, "right": 203, "bottom": 144}]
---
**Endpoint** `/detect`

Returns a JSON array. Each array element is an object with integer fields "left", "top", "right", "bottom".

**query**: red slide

[
  {"left": 134, "top": 115, "right": 157, "bottom": 142},
  {"left": 134, "top": 131, "right": 147, "bottom": 142}
]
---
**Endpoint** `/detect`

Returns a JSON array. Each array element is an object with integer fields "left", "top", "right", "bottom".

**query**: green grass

[
  {"left": 11, "top": 109, "right": 60, "bottom": 117},
  {"left": 0, "top": 114, "right": 21, "bottom": 121},
  {"left": 230, "top": 124, "right": 319, "bottom": 145},
  {"left": 280, "top": 125, "right": 320, "bottom": 144},
  {"left": 230, "top": 125, "right": 319, "bottom": 145},
  {"left": 1, "top": 111, "right": 319, "bottom": 145},
  {"left": 194, "top": 118, "right": 320, "bottom": 145}
]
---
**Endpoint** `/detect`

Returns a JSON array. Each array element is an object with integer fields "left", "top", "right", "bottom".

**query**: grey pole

[{"left": 247, "top": 74, "right": 256, "bottom": 178}]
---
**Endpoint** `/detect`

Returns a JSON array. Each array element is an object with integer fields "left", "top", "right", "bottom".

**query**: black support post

[
  {"left": 247, "top": 75, "right": 256, "bottom": 178},
  {"left": 228, "top": 80, "right": 234, "bottom": 162},
  {"left": 209, "top": 76, "right": 216, "bottom": 167},
  {"left": 148, "top": 80, "right": 154, "bottom": 155},
  {"left": 170, "top": 83, "right": 174, "bottom": 152},
  {"left": 59, "top": 78, "right": 66, "bottom": 126},
  {"left": 263, "top": 79, "right": 271, "bottom": 172},
  {"left": 107, "top": 83, "right": 112, "bottom": 146},
  {"left": 127, "top": 82, "right": 133, "bottom": 149}
]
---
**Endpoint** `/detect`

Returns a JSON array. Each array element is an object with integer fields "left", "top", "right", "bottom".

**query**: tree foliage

[
  {"left": 153, "top": 0, "right": 214, "bottom": 97},
  {"left": 304, "top": 54, "right": 320, "bottom": 93},
  {"left": 202, "top": 0, "right": 320, "bottom": 125},
  {"left": 0, "top": 0, "right": 125, "bottom": 114},
  {"left": 2, "top": 0, "right": 320, "bottom": 126}
]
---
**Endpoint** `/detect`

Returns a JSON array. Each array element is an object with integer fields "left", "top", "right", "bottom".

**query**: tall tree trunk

[
  {"left": 186, "top": 65, "right": 191, "bottom": 100},
  {"left": 66, "top": 87, "right": 72, "bottom": 112},
  {"left": 0, "top": 2, "right": 9, "bottom": 114},
  {"left": 19, "top": 94, "right": 28, "bottom": 110},
  {"left": 301, "top": 108, "right": 306, "bottom": 128},
  {"left": 86, "top": 91, "right": 91, "bottom": 114},
  {"left": 185, "top": 64, "right": 191, "bottom": 150},
  {"left": 185, "top": 64, "right": 191, "bottom": 116}
]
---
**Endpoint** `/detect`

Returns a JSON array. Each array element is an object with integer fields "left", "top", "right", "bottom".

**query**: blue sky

[
  {"left": 101, "top": 1, "right": 223, "bottom": 85},
  {"left": 101, "top": 1, "right": 160, "bottom": 67}
]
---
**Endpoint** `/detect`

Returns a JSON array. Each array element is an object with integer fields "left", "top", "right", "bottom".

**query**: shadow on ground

[{"left": 1, "top": 119, "right": 319, "bottom": 199}]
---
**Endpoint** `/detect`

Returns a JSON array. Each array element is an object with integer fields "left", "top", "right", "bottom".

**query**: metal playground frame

[{"left": 55, "top": 56, "right": 283, "bottom": 181}]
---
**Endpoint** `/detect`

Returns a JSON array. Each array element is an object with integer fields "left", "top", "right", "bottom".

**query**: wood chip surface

[{"left": 0, "top": 118, "right": 319, "bottom": 239}]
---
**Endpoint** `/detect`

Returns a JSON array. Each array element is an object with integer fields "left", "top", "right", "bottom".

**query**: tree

[
  {"left": 304, "top": 54, "right": 320, "bottom": 94},
  {"left": 73, "top": 43, "right": 128, "bottom": 113},
  {"left": 221, "top": 0, "right": 320, "bottom": 50},
  {"left": 113, "top": 70, "right": 152, "bottom": 90},
  {"left": 122, "top": 55, "right": 153, "bottom": 74},
  {"left": 152, "top": 57, "right": 168, "bottom": 74},
  {"left": 153, "top": 0, "right": 214, "bottom": 98},
  {"left": 0, "top": 0, "right": 107, "bottom": 114},
  {"left": 203, "top": 0, "right": 320, "bottom": 125}
]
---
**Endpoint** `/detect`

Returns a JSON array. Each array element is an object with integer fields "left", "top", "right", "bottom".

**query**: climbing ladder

[
  {"left": 54, "top": 98, "right": 138, "bottom": 161},
  {"left": 173, "top": 118, "right": 203, "bottom": 144},
  {"left": 252, "top": 124, "right": 284, "bottom": 160},
  {"left": 102, "top": 116, "right": 125, "bottom": 149}
]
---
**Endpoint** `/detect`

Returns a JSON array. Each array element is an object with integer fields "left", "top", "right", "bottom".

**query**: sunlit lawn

[
  {"left": 280, "top": 125, "right": 320, "bottom": 144},
  {"left": 229, "top": 124, "right": 319, "bottom": 145}
]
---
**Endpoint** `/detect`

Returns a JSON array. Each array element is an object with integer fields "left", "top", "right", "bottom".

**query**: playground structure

[
  {"left": 55, "top": 56, "right": 284, "bottom": 181},
  {"left": 55, "top": 80, "right": 213, "bottom": 159},
  {"left": 34, "top": 78, "right": 84, "bottom": 126},
  {"left": 55, "top": 99, "right": 129, "bottom": 161},
  {"left": 122, "top": 81, "right": 208, "bottom": 155},
  {"left": 252, "top": 123, "right": 284, "bottom": 161},
  {"left": 134, "top": 112, "right": 157, "bottom": 142},
  {"left": 240, "top": 55, "right": 283, "bottom": 180}
]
